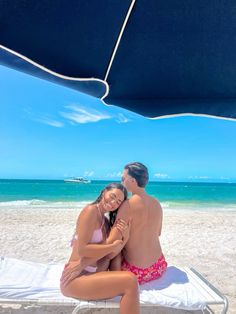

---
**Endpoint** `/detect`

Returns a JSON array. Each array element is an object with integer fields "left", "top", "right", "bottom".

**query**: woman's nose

[{"left": 110, "top": 199, "right": 117, "bottom": 206}]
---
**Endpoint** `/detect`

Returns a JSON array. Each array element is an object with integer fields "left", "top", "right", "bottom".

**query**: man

[{"left": 109, "top": 162, "right": 167, "bottom": 285}]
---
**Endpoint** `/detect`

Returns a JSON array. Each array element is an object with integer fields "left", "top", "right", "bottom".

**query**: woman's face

[{"left": 102, "top": 188, "right": 125, "bottom": 212}]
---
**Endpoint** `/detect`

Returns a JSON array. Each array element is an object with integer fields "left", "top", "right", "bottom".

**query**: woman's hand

[
  {"left": 111, "top": 239, "right": 124, "bottom": 255},
  {"left": 60, "top": 260, "right": 83, "bottom": 287}
]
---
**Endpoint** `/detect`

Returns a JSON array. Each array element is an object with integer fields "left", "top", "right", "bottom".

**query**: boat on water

[{"left": 64, "top": 177, "right": 91, "bottom": 184}]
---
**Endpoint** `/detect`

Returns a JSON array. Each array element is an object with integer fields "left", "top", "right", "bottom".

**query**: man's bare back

[
  {"left": 116, "top": 192, "right": 163, "bottom": 268},
  {"left": 108, "top": 162, "right": 167, "bottom": 284}
]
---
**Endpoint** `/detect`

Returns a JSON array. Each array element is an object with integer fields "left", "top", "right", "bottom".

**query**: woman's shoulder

[{"left": 79, "top": 203, "right": 99, "bottom": 219}]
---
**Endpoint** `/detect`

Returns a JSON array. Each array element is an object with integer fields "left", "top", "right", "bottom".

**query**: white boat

[{"left": 64, "top": 177, "right": 91, "bottom": 184}]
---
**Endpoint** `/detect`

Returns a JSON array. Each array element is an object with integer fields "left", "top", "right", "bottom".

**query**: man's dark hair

[{"left": 124, "top": 162, "right": 149, "bottom": 188}]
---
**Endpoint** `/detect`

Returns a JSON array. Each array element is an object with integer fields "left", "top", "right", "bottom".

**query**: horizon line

[{"left": 0, "top": 178, "right": 235, "bottom": 184}]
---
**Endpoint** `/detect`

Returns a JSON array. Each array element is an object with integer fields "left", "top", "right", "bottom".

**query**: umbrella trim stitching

[
  {"left": 0, "top": 44, "right": 109, "bottom": 99},
  {"left": 103, "top": 0, "right": 137, "bottom": 84}
]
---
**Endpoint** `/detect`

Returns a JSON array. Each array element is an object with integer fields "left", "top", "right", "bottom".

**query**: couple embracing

[{"left": 60, "top": 162, "right": 167, "bottom": 314}]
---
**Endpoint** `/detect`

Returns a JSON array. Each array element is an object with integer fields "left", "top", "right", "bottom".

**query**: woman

[{"left": 60, "top": 183, "right": 140, "bottom": 314}]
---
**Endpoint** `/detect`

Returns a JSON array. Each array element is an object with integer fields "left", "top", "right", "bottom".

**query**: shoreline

[
  {"left": 0, "top": 207, "right": 235, "bottom": 313},
  {"left": 0, "top": 199, "right": 236, "bottom": 213}
]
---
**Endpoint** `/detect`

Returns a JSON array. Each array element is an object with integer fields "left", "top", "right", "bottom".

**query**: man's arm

[
  {"left": 106, "top": 200, "right": 130, "bottom": 243},
  {"left": 106, "top": 200, "right": 130, "bottom": 259}
]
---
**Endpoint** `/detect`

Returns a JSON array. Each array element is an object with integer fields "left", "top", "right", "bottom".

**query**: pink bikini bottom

[{"left": 121, "top": 254, "right": 167, "bottom": 285}]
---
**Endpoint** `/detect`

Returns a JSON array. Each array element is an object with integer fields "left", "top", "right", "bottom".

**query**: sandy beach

[{"left": 0, "top": 206, "right": 235, "bottom": 313}]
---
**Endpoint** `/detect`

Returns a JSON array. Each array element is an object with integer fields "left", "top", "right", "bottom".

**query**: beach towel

[{"left": 0, "top": 257, "right": 225, "bottom": 311}]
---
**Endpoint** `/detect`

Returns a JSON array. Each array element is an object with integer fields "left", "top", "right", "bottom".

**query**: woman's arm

[
  {"left": 78, "top": 242, "right": 120, "bottom": 259},
  {"left": 76, "top": 206, "right": 123, "bottom": 260}
]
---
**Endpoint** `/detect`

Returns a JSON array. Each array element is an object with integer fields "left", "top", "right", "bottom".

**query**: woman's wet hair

[
  {"left": 92, "top": 183, "right": 128, "bottom": 227},
  {"left": 124, "top": 162, "right": 149, "bottom": 188}
]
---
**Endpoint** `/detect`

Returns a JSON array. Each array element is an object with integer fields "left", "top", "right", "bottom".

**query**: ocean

[{"left": 0, "top": 179, "right": 236, "bottom": 212}]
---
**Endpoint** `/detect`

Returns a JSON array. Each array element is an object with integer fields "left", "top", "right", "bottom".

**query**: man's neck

[{"left": 131, "top": 187, "right": 146, "bottom": 197}]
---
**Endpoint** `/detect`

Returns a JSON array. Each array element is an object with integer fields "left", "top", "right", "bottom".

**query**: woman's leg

[{"left": 61, "top": 271, "right": 140, "bottom": 314}]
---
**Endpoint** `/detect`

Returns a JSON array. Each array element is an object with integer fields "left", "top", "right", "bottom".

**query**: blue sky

[{"left": 1, "top": 65, "right": 236, "bottom": 182}]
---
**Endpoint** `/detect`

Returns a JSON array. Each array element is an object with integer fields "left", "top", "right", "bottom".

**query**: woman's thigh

[{"left": 61, "top": 271, "right": 137, "bottom": 300}]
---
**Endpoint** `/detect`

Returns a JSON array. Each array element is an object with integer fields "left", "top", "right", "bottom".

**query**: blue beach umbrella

[{"left": 1, "top": 0, "right": 236, "bottom": 120}]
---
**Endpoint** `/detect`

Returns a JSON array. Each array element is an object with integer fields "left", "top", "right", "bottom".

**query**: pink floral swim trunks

[{"left": 121, "top": 254, "right": 167, "bottom": 285}]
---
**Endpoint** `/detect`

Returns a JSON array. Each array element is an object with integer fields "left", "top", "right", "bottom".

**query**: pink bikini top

[
  {"left": 90, "top": 204, "right": 105, "bottom": 243},
  {"left": 90, "top": 227, "right": 103, "bottom": 243},
  {"left": 71, "top": 204, "right": 105, "bottom": 245},
  {"left": 71, "top": 205, "right": 106, "bottom": 273}
]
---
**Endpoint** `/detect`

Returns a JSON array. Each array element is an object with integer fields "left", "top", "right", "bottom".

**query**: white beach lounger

[{"left": 0, "top": 257, "right": 228, "bottom": 313}]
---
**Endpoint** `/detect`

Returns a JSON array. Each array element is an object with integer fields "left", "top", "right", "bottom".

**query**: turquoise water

[{"left": 0, "top": 179, "right": 236, "bottom": 211}]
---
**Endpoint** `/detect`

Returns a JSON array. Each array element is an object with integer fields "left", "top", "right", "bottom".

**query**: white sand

[{"left": 0, "top": 206, "right": 235, "bottom": 313}]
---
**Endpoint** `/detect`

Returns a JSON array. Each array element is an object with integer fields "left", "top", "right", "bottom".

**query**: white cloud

[
  {"left": 116, "top": 113, "right": 131, "bottom": 124},
  {"left": 35, "top": 117, "right": 64, "bottom": 128},
  {"left": 188, "top": 176, "right": 210, "bottom": 180},
  {"left": 154, "top": 173, "right": 169, "bottom": 179},
  {"left": 84, "top": 171, "right": 94, "bottom": 177},
  {"left": 220, "top": 176, "right": 230, "bottom": 180},
  {"left": 24, "top": 108, "right": 64, "bottom": 128},
  {"left": 60, "top": 104, "right": 111, "bottom": 124},
  {"left": 106, "top": 172, "right": 122, "bottom": 178}
]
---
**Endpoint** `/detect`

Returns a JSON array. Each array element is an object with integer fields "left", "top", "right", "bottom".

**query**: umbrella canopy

[{"left": 1, "top": 0, "right": 236, "bottom": 119}]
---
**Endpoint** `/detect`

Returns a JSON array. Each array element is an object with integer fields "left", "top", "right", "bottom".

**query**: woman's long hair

[{"left": 92, "top": 183, "right": 128, "bottom": 227}]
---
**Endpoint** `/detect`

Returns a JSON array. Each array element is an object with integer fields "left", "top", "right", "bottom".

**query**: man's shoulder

[
  {"left": 119, "top": 199, "right": 130, "bottom": 209},
  {"left": 129, "top": 194, "right": 162, "bottom": 210},
  {"left": 118, "top": 200, "right": 130, "bottom": 213},
  {"left": 150, "top": 196, "right": 162, "bottom": 211},
  {"left": 116, "top": 200, "right": 130, "bottom": 219},
  {"left": 129, "top": 194, "right": 160, "bottom": 203},
  {"left": 151, "top": 196, "right": 162, "bottom": 206},
  {"left": 129, "top": 194, "right": 141, "bottom": 203}
]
